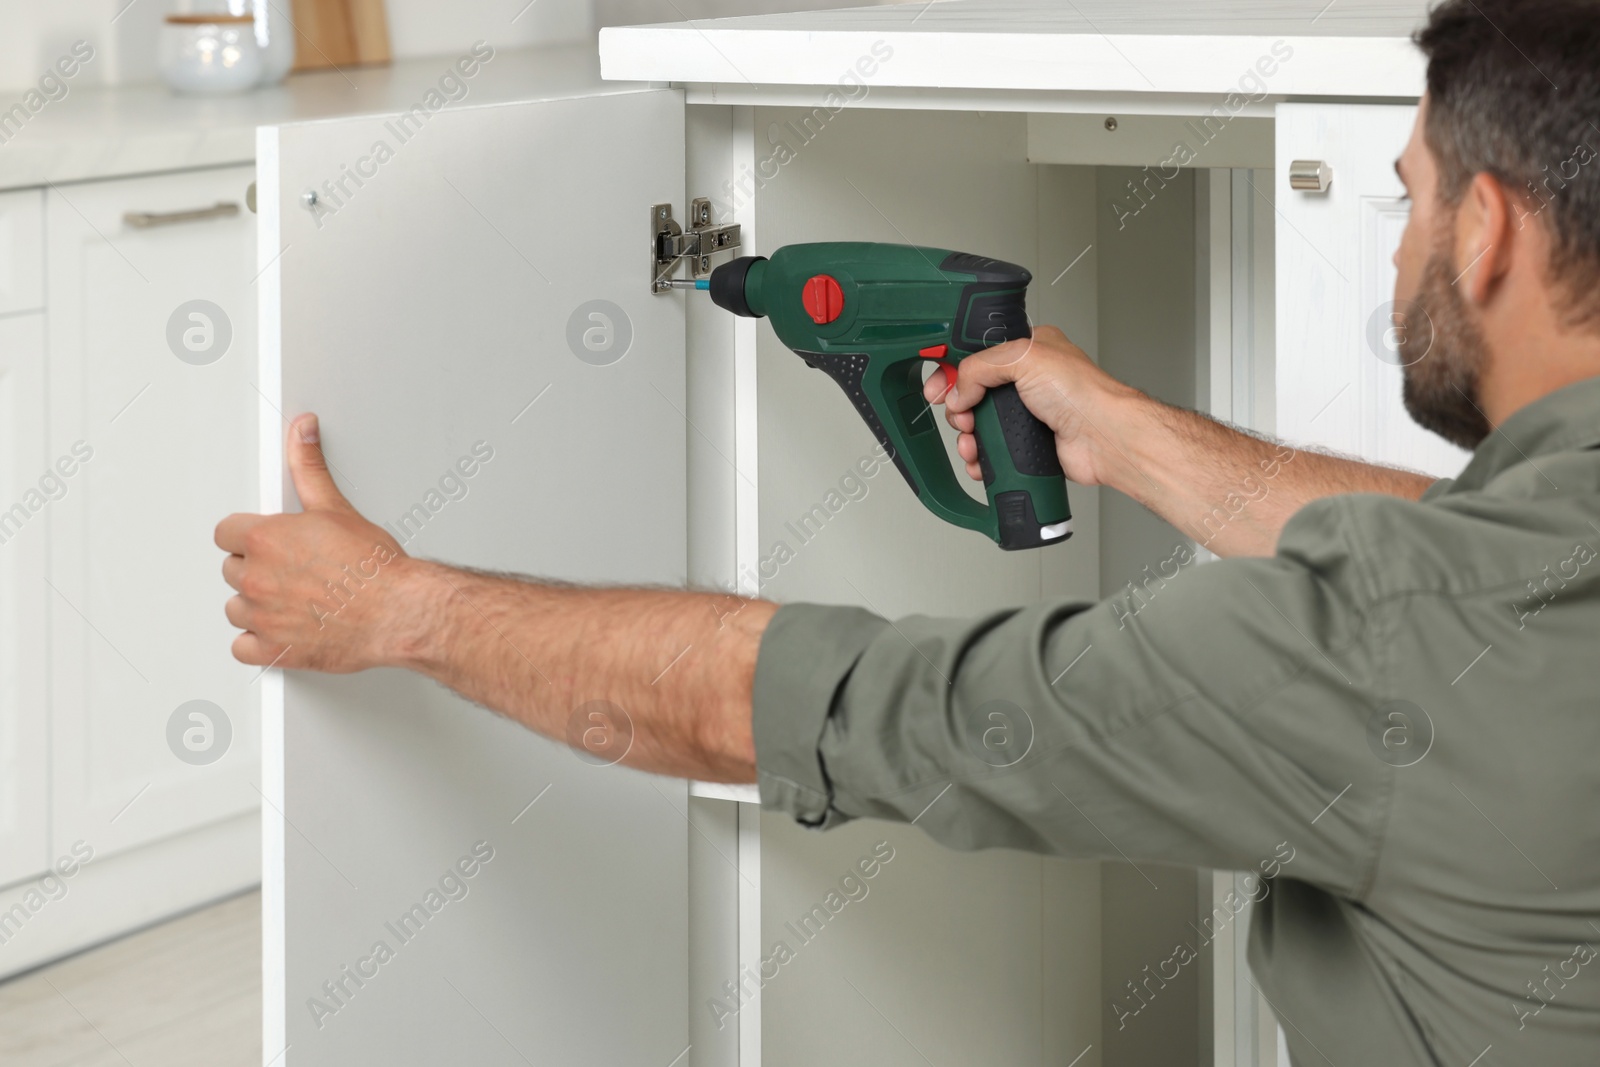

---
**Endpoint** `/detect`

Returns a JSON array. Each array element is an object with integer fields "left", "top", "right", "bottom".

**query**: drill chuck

[{"left": 709, "top": 256, "right": 767, "bottom": 318}]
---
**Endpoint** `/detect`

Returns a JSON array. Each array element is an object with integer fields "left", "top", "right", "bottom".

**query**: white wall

[
  {"left": 0, "top": 1, "right": 170, "bottom": 90},
  {"left": 0, "top": 0, "right": 595, "bottom": 91},
  {"left": 386, "top": 0, "right": 595, "bottom": 60},
  {"left": 0, "top": 0, "right": 908, "bottom": 92}
]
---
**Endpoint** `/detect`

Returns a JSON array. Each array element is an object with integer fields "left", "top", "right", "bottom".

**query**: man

[{"left": 218, "top": 1, "right": 1600, "bottom": 1062}]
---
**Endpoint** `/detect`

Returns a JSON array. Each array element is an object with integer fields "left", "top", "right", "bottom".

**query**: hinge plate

[{"left": 651, "top": 198, "right": 742, "bottom": 293}]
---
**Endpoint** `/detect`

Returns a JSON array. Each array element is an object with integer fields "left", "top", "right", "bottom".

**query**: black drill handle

[
  {"left": 951, "top": 284, "right": 1071, "bottom": 549},
  {"left": 978, "top": 384, "right": 1064, "bottom": 483}
]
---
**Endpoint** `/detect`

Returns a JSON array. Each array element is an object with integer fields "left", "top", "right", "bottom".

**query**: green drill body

[{"left": 708, "top": 242, "right": 1072, "bottom": 550}]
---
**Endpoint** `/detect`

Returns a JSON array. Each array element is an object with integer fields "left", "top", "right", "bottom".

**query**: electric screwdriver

[{"left": 702, "top": 242, "right": 1071, "bottom": 550}]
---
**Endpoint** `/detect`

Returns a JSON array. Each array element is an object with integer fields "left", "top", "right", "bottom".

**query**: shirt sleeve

[
  {"left": 751, "top": 496, "right": 1392, "bottom": 898},
  {"left": 1419, "top": 477, "right": 1455, "bottom": 501}
]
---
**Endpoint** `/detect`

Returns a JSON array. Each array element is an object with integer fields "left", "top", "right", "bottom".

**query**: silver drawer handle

[{"left": 123, "top": 201, "right": 241, "bottom": 228}]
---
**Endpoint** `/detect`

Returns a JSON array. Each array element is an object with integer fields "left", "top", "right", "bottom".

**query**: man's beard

[{"left": 1398, "top": 228, "right": 1493, "bottom": 450}]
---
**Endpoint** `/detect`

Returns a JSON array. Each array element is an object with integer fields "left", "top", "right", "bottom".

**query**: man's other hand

[{"left": 215, "top": 414, "right": 410, "bottom": 673}]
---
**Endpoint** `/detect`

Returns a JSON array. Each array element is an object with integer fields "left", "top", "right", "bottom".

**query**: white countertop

[
  {"left": 600, "top": 0, "right": 1431, "bottom": 101},
  {"left": 0, "top": 44, "right": 647, "bottom": 191}
]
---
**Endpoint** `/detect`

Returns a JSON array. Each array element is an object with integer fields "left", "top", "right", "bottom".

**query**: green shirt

[{"left": 752, "top": 377, "right": 1600, "bottom": 1066}]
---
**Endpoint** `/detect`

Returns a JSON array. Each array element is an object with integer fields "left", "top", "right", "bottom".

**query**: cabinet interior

[{"left": 685, "top": 103, "right": 1277, "bottom": 1067}]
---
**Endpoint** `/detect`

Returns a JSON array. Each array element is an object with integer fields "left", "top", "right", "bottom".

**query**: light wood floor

[{"left": 0, "top": 890, "right": 261, "bottom": 1067}]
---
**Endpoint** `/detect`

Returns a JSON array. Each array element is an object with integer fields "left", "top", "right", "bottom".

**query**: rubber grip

[
  {"left": 990, "top": 384, "right": 1063, "bottom": 478},
  {"left": 971, "top": 386, "right": 1063, "bottom": 485}
]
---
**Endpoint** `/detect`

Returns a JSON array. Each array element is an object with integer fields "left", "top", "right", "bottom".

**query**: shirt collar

[{"left": 1445, "top": 376, "right": 1600, "bottom": 494}]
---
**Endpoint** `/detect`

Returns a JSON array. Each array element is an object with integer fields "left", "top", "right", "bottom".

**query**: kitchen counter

[{"left": 0, "top": 43, "right": 645, "bottom": 191}]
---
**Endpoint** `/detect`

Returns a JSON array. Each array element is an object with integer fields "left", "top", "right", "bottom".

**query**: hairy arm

[
  {"left": 929, "top": 326, "right": 1435, "bottom": 557},
  {"left": 394, "top": 568, "right": 771, "bottom": 781},
  {"left": 216, "top": 415, "right": 770, "bottom": 783},
  {"left": 1111, "top": 396, "right": 1435, "bottom": 557}
]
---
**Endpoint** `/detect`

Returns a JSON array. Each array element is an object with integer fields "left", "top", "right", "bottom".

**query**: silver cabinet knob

[{"left": 1289, "top": 159, "right": 1333, "bottom": 193}]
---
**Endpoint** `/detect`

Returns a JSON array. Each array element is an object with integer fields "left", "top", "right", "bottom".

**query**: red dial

[{"left": 802, "top": 274, "right": 845, "bottom": 324}]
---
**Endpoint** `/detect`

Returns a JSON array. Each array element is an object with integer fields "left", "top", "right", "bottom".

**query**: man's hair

[{"left": 1417, "top": 0, "right": 1600, "bottom": 327}]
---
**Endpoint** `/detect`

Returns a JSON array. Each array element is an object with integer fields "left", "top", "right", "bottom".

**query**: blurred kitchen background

[
  {"left": 0, "top": 1, "right": 898, "bottom": 91},
  {"left": 0, "top": 2, "right": 898, "bottom": 1065}
]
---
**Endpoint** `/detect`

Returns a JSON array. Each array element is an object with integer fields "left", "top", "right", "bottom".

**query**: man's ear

[{"left": 1455, "top": 171, "right": 1517, "bottom": 306}]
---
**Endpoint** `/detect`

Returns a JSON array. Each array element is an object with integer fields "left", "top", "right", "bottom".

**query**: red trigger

[{"left": 918, "top": 344, "right": 958, "bottom": 392}]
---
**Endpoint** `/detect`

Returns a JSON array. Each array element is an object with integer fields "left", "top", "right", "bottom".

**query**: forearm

[
  {"left": 388, "top": 560, "right": 773, "bottom": 782},
  {"left": 933, "top": 328, "right": 1434, "bottom": 559},
  {"left": 1105, "top": 391, "right": 1434, "bottom": 557}
]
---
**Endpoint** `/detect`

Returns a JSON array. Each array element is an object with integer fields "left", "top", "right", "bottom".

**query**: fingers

[
  {"left": 225, "top": 599, "right": 293, "bottom": 667},
  {"left": 215, "top": 513, "right": 264, "bottom": 554},
  {"left": 946, "top": 338, "right": 1033, "bottom": 413},
  {"left": 957, "top": 432, "right": 984, "bottom": 482},
  {"left": 231, "top": 631, "right": 288, "bottom": 667},
  {"left": 222, "top": 554, "right": 245, "bottom": 592},
  {"left": 225, "top": 594, "right": 250, "bottom": 630},
  {"left": 922, "top": 371, "right": 975, "bottom": 435},
  {"left": 287, "top": 414, "right": 354, "bottom": 513},
  {"left": 918, "top": 324, "right": 1076, "bottom": 485}
]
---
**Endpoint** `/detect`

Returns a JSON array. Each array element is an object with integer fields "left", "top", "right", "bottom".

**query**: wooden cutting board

[{"left": 289, "top": 0, "right": 391, "bottom": 71}]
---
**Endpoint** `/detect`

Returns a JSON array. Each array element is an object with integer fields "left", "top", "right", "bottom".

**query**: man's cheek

[{"left": 1392, "top": 222, "right": 1426, "bottom": 304}]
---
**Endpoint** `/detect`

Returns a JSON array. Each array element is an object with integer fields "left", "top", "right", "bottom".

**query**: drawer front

[
  {"left": 0, "top": 312, "right": 48, "bottom": 889},
  {"left": 0, "top": 189, "right": 43, "bottom": 316},
  {"left": 46, "top": 164, "right": 260, "bottom": 860}
]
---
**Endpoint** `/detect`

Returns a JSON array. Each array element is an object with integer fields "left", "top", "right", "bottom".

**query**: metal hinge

[{"left": 651, "top": 198, "right": 741, "bottom": 293}]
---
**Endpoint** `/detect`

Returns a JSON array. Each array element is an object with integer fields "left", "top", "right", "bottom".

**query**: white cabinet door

[
  {"left": 0, "top": 312, "right": 48, "bottom": 888},
  {"left": 46, "top": 166, "right": 261, "bottom": 859},
  {"left": 258, "top": 88, "right": 690, "bottom": 1066},
  {"left": 1275, "top": 103, "right": 1470, "bottom": 478}
]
